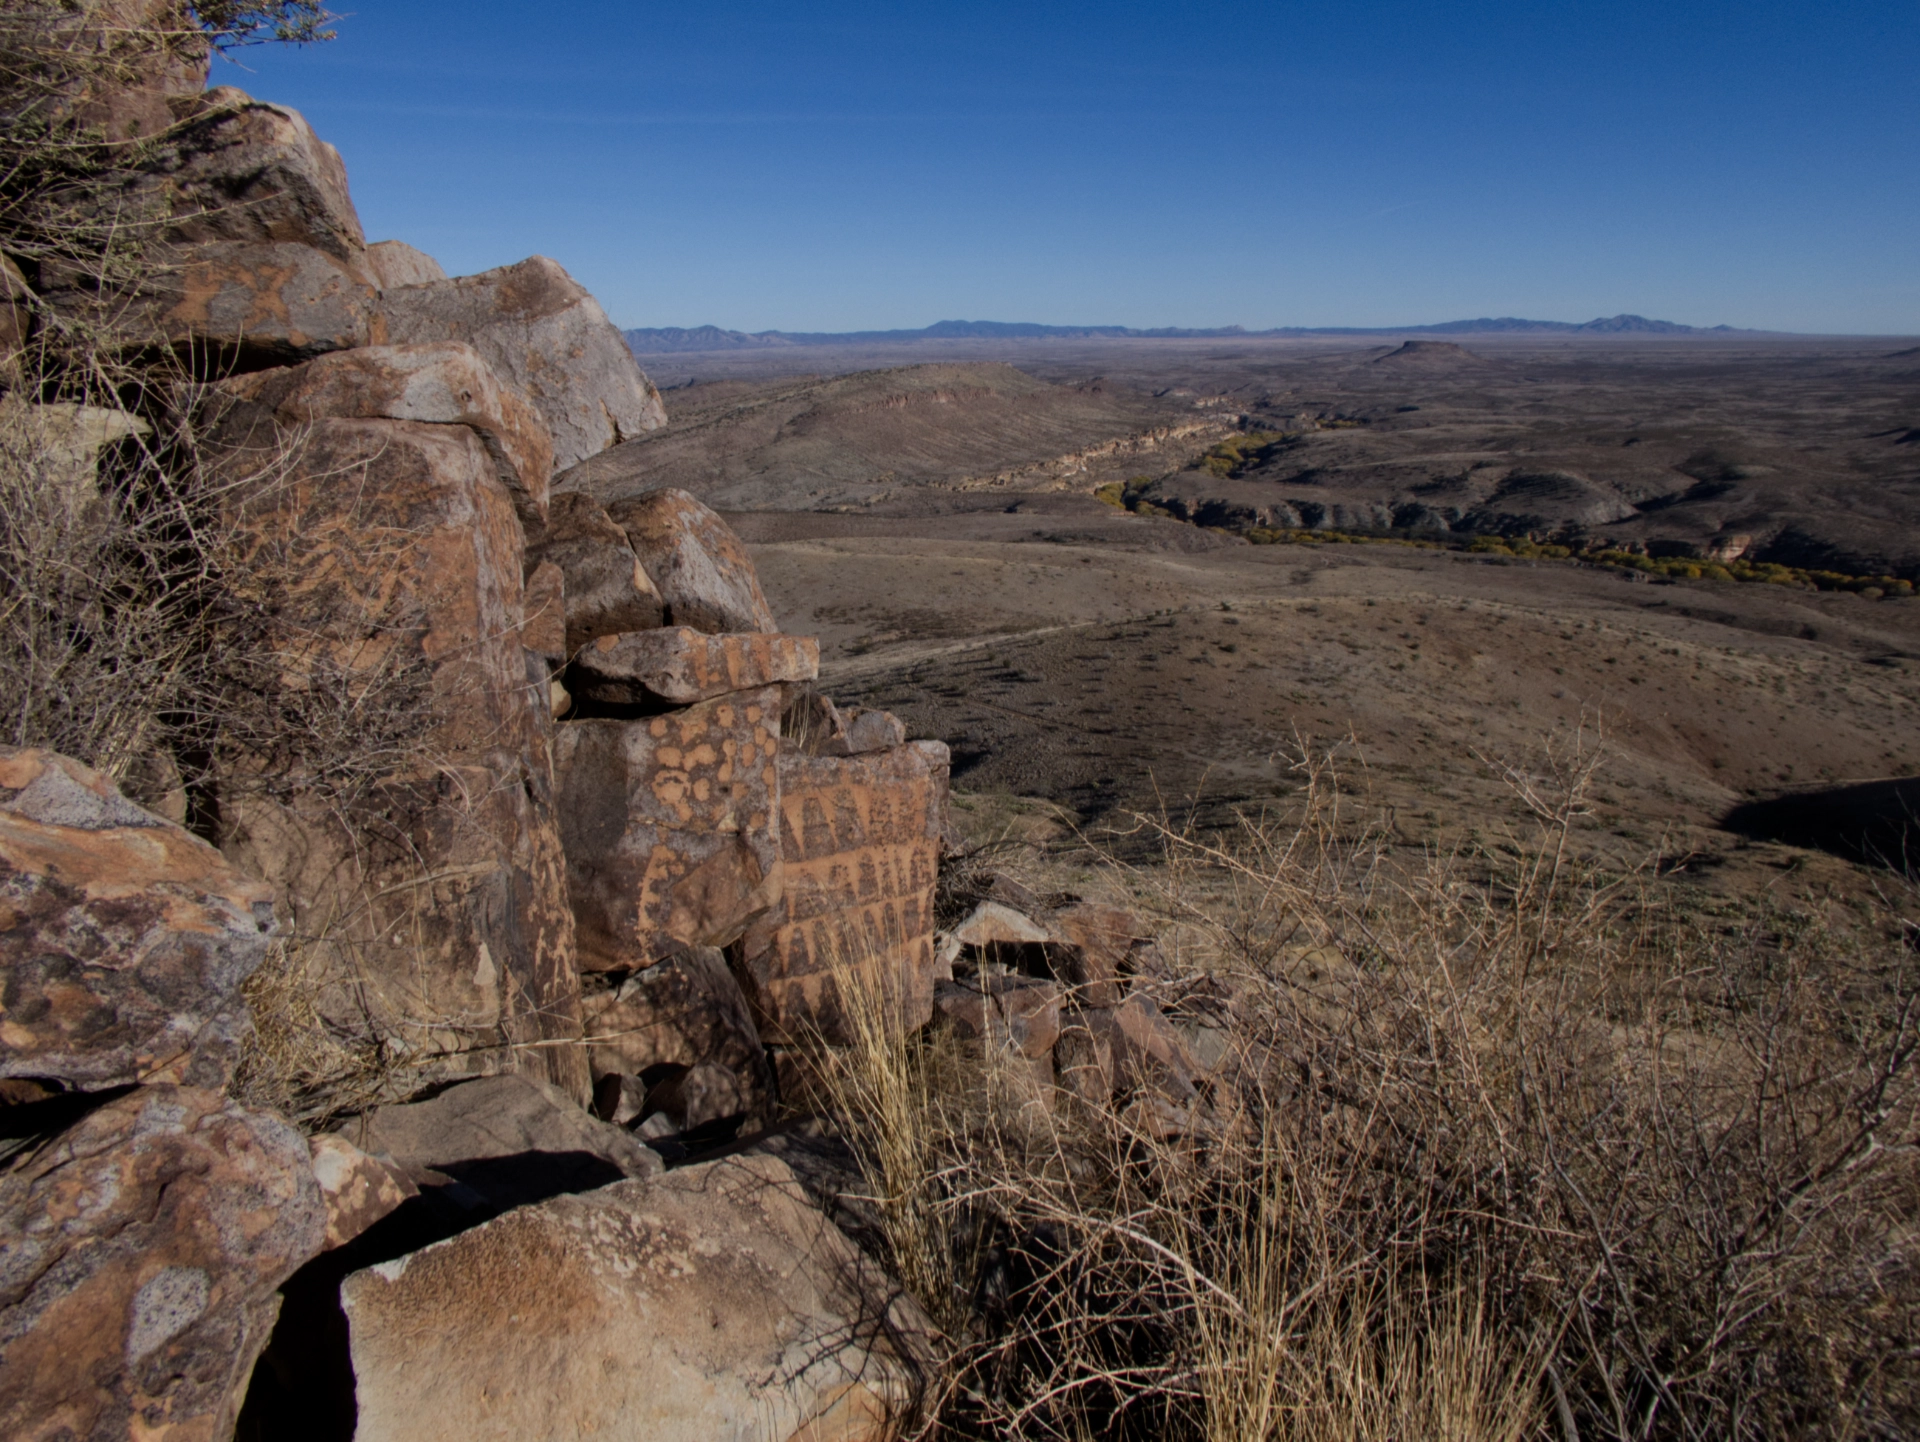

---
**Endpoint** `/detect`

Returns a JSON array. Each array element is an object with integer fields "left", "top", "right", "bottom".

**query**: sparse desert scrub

[{"left": 813, "top": 737, "right": 1920, "bottom": 1440}]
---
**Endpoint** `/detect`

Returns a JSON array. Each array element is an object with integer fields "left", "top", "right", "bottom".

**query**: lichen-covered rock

[
  {"left": 364, "top": 240, "right": 448, "bottom": 290},
  {"left": 376, "top": 256, "right": 667, "bottom": 472},
  {"left": 580, "top": 946, "right": 772, "bottom": 1113},
  {"left": 340, "top": 1153, "right": 929, "bottom": 1442},
  {"left": 212, "top": 413, "right": 588, "bottom": 1100},
  {"left": 523, "top": 491, "right": 664, "bottom": 655},
  {"left": 0, "top": 747, "right": 275, "bottom": 1090},
  {"left": 606, "top": 487, "right": 777, "bottom": 635},
  {"left": 734, "top": 743, "right": 949, "bottom": 1045},
  {"left": 308, "top": 1134, "right": 416, "bottom": 1252},
  {"left": 0, "top": 1085, "right": 326, "bottom": 1442},
  {"left": 553, "top": 692, "right": 784, "bottom": 971},
  {"left": 225, "top": 341, "right": 555, "bottom": 525},
  {"left": 127, "top": 239, "right": 377, "bottom": 363},
  {"left": 571, "top": 627, "right": 818, "bottom": 706}
]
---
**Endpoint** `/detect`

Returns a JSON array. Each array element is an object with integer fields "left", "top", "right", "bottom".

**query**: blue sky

[{"left": 225, "top": 2, "right": 1919, "bottom": 334}]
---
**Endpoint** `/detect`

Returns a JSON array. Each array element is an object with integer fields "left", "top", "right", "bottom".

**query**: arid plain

[{"left": 575, "top": 333, "right": 1920, "bottom": 910}]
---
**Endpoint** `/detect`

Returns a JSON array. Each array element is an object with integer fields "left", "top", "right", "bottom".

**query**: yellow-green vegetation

[
  {"left": 1468, "top": 534, "right": 1917, "bottom": 595},
  {"left": 1095, "top": 474, "right": 1158, "bottom": 509},
  {"left": 1200, "top": 430, "right": 1298, "bottom": 478},
  {"left": 1245, "top": 524, "right": 1447, "bottom": 550}
]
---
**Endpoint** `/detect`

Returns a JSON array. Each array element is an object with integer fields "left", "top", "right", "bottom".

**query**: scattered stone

[
  {"left": 783, "top": 692, "right": 910, "bottom": 757},
  {"left": 844, "top": 707, "right": 909, "bottom": 753},
  {"left": 932, "top": 975, "right": 1062, "bottom": 1059},
  {"left": 1054, "top": 1014, "right": 1116, "bottom": 1106},
  {"left": 607, "top": 487, "right": 778, "bottom": 634},
  {"left": 553, "top": 692, "right": 784, "bottom": 971},
  {"left": 329, "top": 1074, "right": 661, "bottom": 1216},
  {"left": 1084, "top": 995, "right": 1200, "bottom": 1103},
  {"left": 936, "top": 898, "right": 1057, "bottom": 977},
  {"left": 308, "top": 1134, "right": 415, "bottom": 1252},
  {"left": 226, "top": 340, "right": 555, "bottom": 525},
  {"left": 571, "top": 627, "right": 820, "bottom": 706},
  {"left": 734, "top": 743, "right": 949, "bottom": 1044},
  {"left": 1049, "top": 901, "right": 1152, "bottom": 1008},
  {"left": 377, "top": 255, "right": 667, "bottom": 471},
  {"left": 0, "top": 1085, "right": 325, "bottom": 1442},
  {"left": 524, "top": 490, "right": 665, "bottom": 654},
  {"left": 213, "top": 414, "right": 588, "bottom": 1100},
  {"left": 579, "top": 946, "right": 771, "bottom": 1108},
  {"left": 341, "top": 1153, "right": 929, "bottom": 1442},
  {"left": 0, "top": 746, "right": 276, "bottom": 1090},
  {"left": 364, "top": 239, "right": 448, "bottom": 289}
]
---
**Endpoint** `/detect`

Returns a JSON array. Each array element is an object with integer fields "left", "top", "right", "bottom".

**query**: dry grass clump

[{"left": 815, "top": 734, "right": 1920, "bottom": 1440}]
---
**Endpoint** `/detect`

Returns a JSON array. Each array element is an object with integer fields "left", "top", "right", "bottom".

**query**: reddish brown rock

[
  {"left": 376, "top": 255, "right": 667, "bottom": 472},
  {"left": 340, "top": 1153, "right": 929, "bottom": 1442},
  {"left": 572, "top": 627, "right": 819, "bottom": 706},
  {"left": 932, "top": 975, "right": 1061, "bottom": 1059},
  {"left": 144, "top": 88, "right": 366, "bottom": 262},
  {"left": 0, "top": 1086, "right": 326, "bottom": 1442},
  {"left": 226, "top": 341, "right": 555, "bottom": 524},
  {"left": 579, "top": 946, "right": 770, "bottom": 1104},
  {"left": 364, "top": 239, "right": 448, "bottom": 290},
  {"left": 783, "top": 693, "right": 907, "bottom": 757},
  {"left": 553, "top": 691, "right": 784, "bottom": 972},
  {"left": 1084, "top": 994, "right": 1200, "bottom": 1104},
  {"left": 141, "top": 239, "right": 377, "bottom": 362},
  {"left": 1049, "top": 901, "right": 1153, "bottom": 1008},
  {"left": 607, "top": 487, "right": 778, "bottom": 635},
  {"left": 0, "top": 747, "right": 276, "bottom": 1090},
  {"left": 214, "top": 414, "right": 588, "bottom": 1100},
  {"left": 523, "top": 559, "right": 568, "bottom": 675},
  {"left": 734, "top": 743, "right": 949, "bottom": 1045},
  {"left": 524, "top": 491, "right": 664, "bottom": 655},
  {"left": 1054, "top": 1014, "right": 1116, "bottom": 1106},
  {"left": 308, "top": 1135, "right": 415, "bottom": 1252},
  {"left": 10, "top": 0, "right": 210, "bottom": 142}
]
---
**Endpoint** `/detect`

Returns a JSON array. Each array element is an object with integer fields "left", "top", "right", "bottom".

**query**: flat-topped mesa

[{"left": 571, "top": 628, "right": 820, "bottom": 707}]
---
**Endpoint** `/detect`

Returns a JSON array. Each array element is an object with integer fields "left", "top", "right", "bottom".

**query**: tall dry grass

[{"left": 812, "top": 733, "right": 1919, "bottom": 1440}]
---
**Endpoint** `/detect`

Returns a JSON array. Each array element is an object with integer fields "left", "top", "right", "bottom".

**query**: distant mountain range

[{"left": 623, "top": 315, "right": 1749, "bottom": 353}]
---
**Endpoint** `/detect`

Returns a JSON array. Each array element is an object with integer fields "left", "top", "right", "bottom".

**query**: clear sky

[{"left": 224, "top": 1, "right": 1919, "bottom": 334}]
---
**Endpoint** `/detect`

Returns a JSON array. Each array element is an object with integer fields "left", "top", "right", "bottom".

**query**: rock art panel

[
  {"left": 376, "top": 255, "right": 667, "bottom": 472},
  {"left": 553, "top": 690, "right": 784, "bottom": 972},
  {"left": 523, "top": 491, "right": 663, "bottom": 655},
  {"left": 734, "top": 742, "right": 949, "bottom": 1045},
  {"left": 606, "top": 486, "right": 778, "bottom": 635},
  {"left": 0, "top": 1085, "right": 326, "bottom": 1442},
  {"left": 572, "top": 627, "right": 819, "bottom": 706},
  {"left": 226, "top": 340, "right": 554, "bottom": 524},
  {"left": 341, "top": 1153, "right": 928, "bottom": 1442},
  {"left": 0, "top": 747, "right": 276, "bottom": 1090},
  {"left": 132, "top": 239, "right": 377, "bottom": 363},
  {"left": 213, "top": 412, "right": 587, "bottom": 1101},
  {"left": 364, "top": 239, "right": 448, "bottom": 290}
]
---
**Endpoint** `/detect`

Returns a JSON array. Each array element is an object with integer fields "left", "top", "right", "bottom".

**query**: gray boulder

[{"left": 606, "top": 486, "right": 779, "bottom": 635}]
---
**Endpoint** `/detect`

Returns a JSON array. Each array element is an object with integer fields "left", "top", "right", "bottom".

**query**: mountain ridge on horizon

[{"left": 624, "top": 314, "right": 1762, "bottom": 353}]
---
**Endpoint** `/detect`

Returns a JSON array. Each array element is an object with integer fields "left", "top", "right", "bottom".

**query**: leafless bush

[{"left": 814, "top": 734, "right": 1919, "bottom": 1439}]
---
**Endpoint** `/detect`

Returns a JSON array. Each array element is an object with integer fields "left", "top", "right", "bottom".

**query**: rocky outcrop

[
  {"left": 605, "top": 487, "right": 778, "bottom": 634},
  {"left": 554, "top": 693, "right": 785, "bottom": 972},
  {"left": 212, "top": 412, "right": 589, "bottom": 1101},
  {"left": 734, "top": 742, "right": 949, "bottom": 1045},
  {"left": 364, "top": 240, "right": 447, "bottom": 290},
  {"left": 524, "top": 490, "right": 665, "bottom": 655},
  {"left": 0, "top": 1085, "right": 325, "bottom": 1442},
  {"left": 0, "top": 747, "right": 275, "bottom": 1091},
  {"left": 377, "top": 256, "right": 668, "bottom": 471},
  {"left": 570, "top": 627, "right": 819, "bottom": 706},
  {"left": 340, "top": 1153, "right": 930, "bottom": 1442}
]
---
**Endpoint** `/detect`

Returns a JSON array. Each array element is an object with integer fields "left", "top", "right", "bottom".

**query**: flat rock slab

[
  {"left": 228, "top": 341, "right": 554, "bottom": 525},
  {"left": 376, "top": 256, "right": 667, "bottom": 472},
  {"left": 0, "top": 747, "right": 276, "bottom": 1090},
  {"left": 735, "top": 743, "right": 949, "bottom": 1045},
  {"left": 554, "top": 691, "right": 784, "bottom": 971},
  {"left": 341, "top": 1153, "right": 927, "bottom": 1442},
  {"left": 572, "top": 627, "right": 819, "bottom": 705},
  {"left": 607, "top": 487, "right": 778, "bottom": 635},
  {"left": 0, "top": 1086, "right": 325, "bottom": 1442}
]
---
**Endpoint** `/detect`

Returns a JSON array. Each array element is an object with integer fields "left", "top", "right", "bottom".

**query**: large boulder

[
  {"left": 0, "top": 747, "right": 275, "bottom": 1091},
  {"left": 213, "top": 412, "right": 588, "bottom": 1101},
  {"left": 341, "top": 1152, "right": 929, "bottom": 1442},
  {"left": 376, "top": 256, "right": 667, "bottom": 472},
  {"left": 571, "top": 627, "right": 819, "bottom": 706},
  {"left": 734, "top": 743, "right": 949, "bottom": 1044},
  {"left": 364, "top": 240, "right": 447, "bottom": 290},
  {"left": 113, "top": 239, "right": 378, "bottom": 364},
  {"left": 580, "top": 946, "right": 772, "bottom": 1113},
  {"left": 143, "top": 89, "right": 366, "bottom": 263},
  {"left": 553, "top": 691, "right": 784, "bottom": 971},
  {"left": 225, "top": 341, "right": 555, "bottom": 526},
  {"left": 523, "top": 491, "right": 664, "bottom": 655},
  {"left": 606, "top": 487, "right": 778, "bottom": 634},
  {"left": 0, "top": 1086, "right": 326, "bottom": 1442}
]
